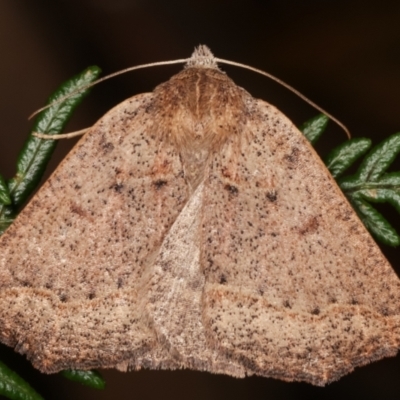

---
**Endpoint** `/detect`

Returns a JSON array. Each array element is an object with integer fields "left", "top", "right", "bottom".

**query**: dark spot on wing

[
  {"left": 224, "top": 184, "right": 239, "bottom": 196},
  {"left": 311, "top": 307, "right": 320, "bottom": 315},
  {"left": 154, "top": 179, "right": 168, "bottom": 189},
  {"left": 266, "top": 190, "right": 277, "bottom": 202},
  {"left": 110, "top": 183, "right": 124, "bottom": 193}
]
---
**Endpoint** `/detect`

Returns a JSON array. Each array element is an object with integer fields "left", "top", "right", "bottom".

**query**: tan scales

[{"left": 0, "top": 46, "right": 400, "bottom": 386}]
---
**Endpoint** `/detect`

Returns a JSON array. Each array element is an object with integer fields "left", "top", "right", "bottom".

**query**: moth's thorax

[{"left": 152, "top": 67, "right": 249, "bottom": 189}]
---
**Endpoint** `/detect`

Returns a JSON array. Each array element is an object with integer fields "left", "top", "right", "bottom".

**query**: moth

[{"left": 1, "top": 45, "right": 399, "bottom": 386}]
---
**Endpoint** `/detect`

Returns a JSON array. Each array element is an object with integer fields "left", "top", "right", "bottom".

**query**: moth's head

[{"left": 185, "top": 45, "right": 219, "bottom": 70}]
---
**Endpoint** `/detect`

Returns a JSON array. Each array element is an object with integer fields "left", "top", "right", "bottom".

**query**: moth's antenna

[
  {"left": 33, "top": 129, "right": 89, "bottom": 140},
  {"left": 215, "top": 57, "right": 350, "bottom": 139},
  {"left": 32, "top": 45, "right": 350, "bottom": 140},
  {"left": 29, "top": 59, "right": 189, "bottom": 120}
]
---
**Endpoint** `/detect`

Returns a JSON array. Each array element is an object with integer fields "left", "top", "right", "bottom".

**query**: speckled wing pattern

[
  {"left": 200, "top": 98, "right": 400, "bottom": 385},
  {"left": 1, "top": 46, "right": 400, "bottom": 386},
  {"left": 0, "top": 93, "right": 192, "bottom": 372}
]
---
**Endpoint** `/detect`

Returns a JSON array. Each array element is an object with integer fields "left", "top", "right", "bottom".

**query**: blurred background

[{"left": 0, "top": 1, "right": 400, "bottom": 399}]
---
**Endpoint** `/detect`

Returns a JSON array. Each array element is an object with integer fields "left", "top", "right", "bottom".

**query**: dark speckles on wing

[
  {"left": 0, "top": 92, "right": 192, "bottom": 363},
  {"left": 283, "top": 147, "right": 300, "bottom": 168},
  {"left": 266, "top": 190, "right": 277, "bottom": 202},
  {"left": 110, "top": 183, "right": 124, "bottom": 193},
  {"left": 224, "top": 184, "right": 239, "bottom": 197},
  {"left": 154, "top": 180, "right": 168, "bottom": 190},
  {"left": 200, "top": 96, "right": 400, "bottom": 385}
]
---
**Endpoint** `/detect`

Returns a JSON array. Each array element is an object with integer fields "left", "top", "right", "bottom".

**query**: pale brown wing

[
  {"left": 201, "top": 98, "right": 400, "bottom": 385},
  {"left": 0, "top": 93, "right": 191, "bottom": 372}
]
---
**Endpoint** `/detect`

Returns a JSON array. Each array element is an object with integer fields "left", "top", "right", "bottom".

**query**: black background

[{"left": 0, "top": 1, "right": 400, "bottom": 399}]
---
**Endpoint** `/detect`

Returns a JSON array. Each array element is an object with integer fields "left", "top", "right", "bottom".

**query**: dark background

[{"left": 1, "top": 1, "right": 400, "bottom": 399}]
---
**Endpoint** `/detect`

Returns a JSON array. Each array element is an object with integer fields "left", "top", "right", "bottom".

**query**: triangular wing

[
  {"left": 0, "top": 93, "right": 191, "bottom": 372},
  {"left": 200, "top": 99, "right": 400, "bottom": 385}
]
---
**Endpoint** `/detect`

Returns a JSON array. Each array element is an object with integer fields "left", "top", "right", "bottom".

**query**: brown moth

[{"left": 1, "top": 45, "right": 400, "bottom": 386}]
